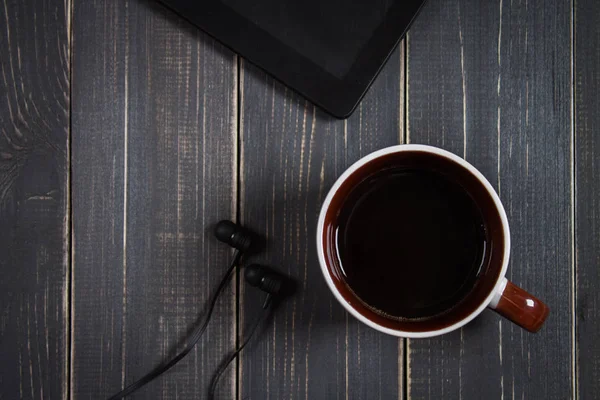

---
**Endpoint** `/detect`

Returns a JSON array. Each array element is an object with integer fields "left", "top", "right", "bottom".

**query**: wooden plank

[
  {"left": 575, "top": 0, "right": 600, "bottom": 397},
  {"left": 0, "top": 0, "right": 70, "bottom": 398},
  {"left": 71, "top": 1, "right": 237, "bottom": 398},
  {"left": 238, "top": 45, "right": 405, "bottom": 399},
  {"left": 406, "top": 0, "right": 572, "bottom": 398}
]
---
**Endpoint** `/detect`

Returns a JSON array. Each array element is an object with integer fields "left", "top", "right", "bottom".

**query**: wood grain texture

[
  {"left": 406, "top": 0, "right": 573, "bottom": 399},
  {"left": 0, "top": 0, "right": 70, "bottom": 398},
  {"left": 238, "top": 45, "right": 405, "bottom": 399},
  {"left": 575, "top": 0, "right": 600, "bottom": 398},
  {"left": 71, "top": 1, "right": 237, "bottom": 398}
]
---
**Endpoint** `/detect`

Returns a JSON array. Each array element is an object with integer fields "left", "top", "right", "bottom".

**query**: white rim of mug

[{"left": 316, "top": 144, "right": 511, "bottom": 339}]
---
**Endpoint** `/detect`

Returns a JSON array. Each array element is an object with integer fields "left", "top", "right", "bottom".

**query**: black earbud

[
  {"left": 214, "top": 220, "right": 254, "bottom": 252},
  {"left": 245, "top": 264, "right": 295, "bottom": 308}
]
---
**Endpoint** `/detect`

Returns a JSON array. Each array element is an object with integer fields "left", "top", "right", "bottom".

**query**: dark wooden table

[{"left": 2, "top": 0, "right": 598, "bottom": 399}]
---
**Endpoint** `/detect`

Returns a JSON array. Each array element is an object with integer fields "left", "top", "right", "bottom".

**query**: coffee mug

[{"left": 316, "top": 145, "right": 549, "bottom": 338}]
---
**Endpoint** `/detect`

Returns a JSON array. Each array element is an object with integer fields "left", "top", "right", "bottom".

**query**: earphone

[
  {"left": 214, "top": 220, "right": 294, "bottom": 307},
  {"left": 108, "top": 220, "right": 295, "bottom": 400},
  {"left": 214, "top": 219, "right": 254, "bottom": 252}
]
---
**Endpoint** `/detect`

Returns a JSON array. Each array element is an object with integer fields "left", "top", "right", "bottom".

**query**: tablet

[{"left": 157, "top": 0, "right": 427, "bottom": 118}]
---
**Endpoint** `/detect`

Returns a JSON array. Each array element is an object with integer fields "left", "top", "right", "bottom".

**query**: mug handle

[{"left": 488, "top": 277, "right": 550, "bottom": 332}]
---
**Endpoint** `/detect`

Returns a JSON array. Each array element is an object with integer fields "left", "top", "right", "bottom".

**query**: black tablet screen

[
  {"left": 222, "top": 0, "right": 394, "bottom": 78},
  {"left": 157, "top": 0, "right": 426, "bottom": 117}
]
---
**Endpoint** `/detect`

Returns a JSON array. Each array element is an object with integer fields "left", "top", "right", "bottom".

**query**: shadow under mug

[{"left": 316, "top": 145, "right": 549, "bottom": 338}]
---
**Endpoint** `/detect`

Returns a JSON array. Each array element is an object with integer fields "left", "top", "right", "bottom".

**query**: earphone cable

[
  {"left": 107, "top": 250, "right": 242, "bottom": 400},
  {"left": 208, "top": 302, "right": 270, "bottom": 400}
]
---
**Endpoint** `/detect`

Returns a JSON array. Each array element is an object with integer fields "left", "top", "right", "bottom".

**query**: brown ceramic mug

[{"left": 316, "top": 145, "right": 549, "bottom": 338}]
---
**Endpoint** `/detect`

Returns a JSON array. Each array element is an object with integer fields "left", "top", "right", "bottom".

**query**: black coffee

[{"left": 335, "top": 168, "right": 487, "bottom": 320}]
